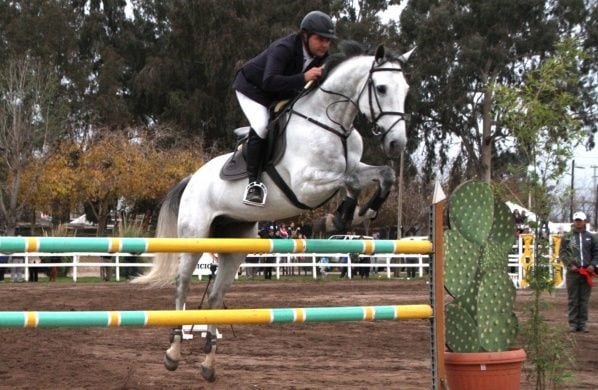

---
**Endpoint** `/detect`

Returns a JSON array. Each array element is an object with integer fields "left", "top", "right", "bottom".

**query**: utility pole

[
  {"left": 592, "top": 165, "right": 598, "bottom": 228},
  {"left": 396, "top": 151, "right": 404, "bottom": 239},
  {"left": 570, "top": 160, "right": 575, "bottom": 222}
]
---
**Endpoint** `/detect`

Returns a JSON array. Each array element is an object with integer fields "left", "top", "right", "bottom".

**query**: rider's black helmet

[{"left": 300, "top": 11, "right": 337, "bottom": 39}]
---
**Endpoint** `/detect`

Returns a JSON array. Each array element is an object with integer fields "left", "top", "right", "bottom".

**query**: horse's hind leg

[
  {"left": 163, "top": 252, "right": 201, "bottom": 372},
  {"left": 359, "top": 165, "right": 395, "bottom": 218},
  {"left": 199, "top": 221, "right": 257, "bottom": 382},
  {"left": 198, "top": 251, "right": 246, "bottom": 382}
]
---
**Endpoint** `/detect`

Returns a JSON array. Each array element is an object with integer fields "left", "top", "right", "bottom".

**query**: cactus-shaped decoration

[{"left": 444, "top": 181, "right": 518, "bottom": 352}]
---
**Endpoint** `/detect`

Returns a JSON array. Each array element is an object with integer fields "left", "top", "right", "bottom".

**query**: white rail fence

[
  {"left": 1, "top": 235, "right": 559, "bottom": 287},
  {"left": 0, "top": 253, "right": 430, "bottom": 282}
]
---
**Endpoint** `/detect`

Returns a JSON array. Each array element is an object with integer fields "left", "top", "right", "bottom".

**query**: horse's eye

[{"left": 376, "top": 85, "right": 387, "bottom": 94}]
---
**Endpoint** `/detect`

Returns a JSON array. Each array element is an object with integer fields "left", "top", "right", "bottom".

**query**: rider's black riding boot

[{"left": 244, "top": 128, "right": 268, "bottom": 206}]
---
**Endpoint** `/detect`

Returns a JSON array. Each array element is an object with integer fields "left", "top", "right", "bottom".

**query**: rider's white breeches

[{"left": 236, "top": 91, "right": 269, "bottom": 139}]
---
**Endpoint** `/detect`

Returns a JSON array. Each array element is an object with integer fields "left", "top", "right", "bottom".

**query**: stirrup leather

[{"left": 243, "top": 181, "right": 267, "bottom": 207}]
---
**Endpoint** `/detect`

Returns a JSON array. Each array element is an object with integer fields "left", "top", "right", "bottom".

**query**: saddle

[
  {"left": 219, "top": 102, "right": 290, "bottom": 181},
  {"left": 220, "top": 87, "right": 338, "bottom": 210}
]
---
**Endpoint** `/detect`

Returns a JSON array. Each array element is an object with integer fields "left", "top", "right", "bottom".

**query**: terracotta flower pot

[{"left": 444, "top": 348, "right": 526, "bottom": 390}]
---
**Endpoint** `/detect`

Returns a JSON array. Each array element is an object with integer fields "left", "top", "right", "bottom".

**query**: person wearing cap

[
  {"left": 559, "top": 211, "right": 598, "bottom": 332},
  {"left": 233, "top": 10, "right": 336, "bottom": 206}
]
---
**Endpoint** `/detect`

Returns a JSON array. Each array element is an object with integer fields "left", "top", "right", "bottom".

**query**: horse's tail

[{"left": 132, "top": 176, "right": 191, "bottom": 287}]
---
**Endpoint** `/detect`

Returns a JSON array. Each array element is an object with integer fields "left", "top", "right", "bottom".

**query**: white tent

[{"left": 69, "top": 214, "right": 94, "bottom": 226}]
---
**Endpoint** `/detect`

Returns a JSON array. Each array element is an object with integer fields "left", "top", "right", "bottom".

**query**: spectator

[
  {"left": 0, "top": 254, "right": 7, "bottom": 282},
  {"left": 263, "top": 258, "right": 274, "bottom": 280},
  {"left": 277, "top": 223, "right": 289, "bottom": 239},
  {"left": 513, "top": 209, "right": 522, "bottom": 224},
  {"left": 245, "top": 254, "right": 259, "bottom": 279},
  {"left": 318, "top": 256, "right": 329, "bottom": 278},
  {"left": 100, "top": 255, "right": 113, "bottom": 281},
  {"left": 405, "top": 256, "right": 418, "bottom": 279},
  {"left": 46, "top": 256, "right": 60, "bottom": 282},
  {"left": 301, "top": 222, "right": 313, "bottom": 239},
  {"left": 28, "top": 256, "right": 40, "bottom": 282},
  {"left": 9, "top": 255, "right": 25, "bottom": 282},
  {"left": 559, "top": 211, "right": 598, "bottom": 332},
  {"left": 340, "top": 255, "right": 352, "bottom": 279},
  {"left": 289, "top": 222, "right": 298, "bottom": 238},
  {"left": 260, "top": 225, "right": 276, "bottom": 280},
  {"left": 358, "top": 255, "right": 371, "bottom": 279}
]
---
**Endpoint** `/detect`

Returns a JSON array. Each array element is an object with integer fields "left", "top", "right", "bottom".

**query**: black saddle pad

[{"left": 220, "top": 143, "right": 248, "bottom": 181}]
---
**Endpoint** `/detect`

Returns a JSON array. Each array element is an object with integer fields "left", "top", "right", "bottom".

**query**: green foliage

[
  {"left": 494, "top": 37, "right": 588, "bottom": 188},
  {"left": 444, "top": 181, "right": 518, "bottom": 352},
  {"left": 399, "top": 1, "right": 596, "bottom": 182},
  {"left": 509, "top": 133, "right": 577, "bottom": 389},
  {"left": 522, "top": 233, "right": 575, "bottom": 389}
]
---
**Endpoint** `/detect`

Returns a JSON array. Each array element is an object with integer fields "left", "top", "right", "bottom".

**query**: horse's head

[{"left": 357, "top": 45, "right": 413, "bottom": 158}]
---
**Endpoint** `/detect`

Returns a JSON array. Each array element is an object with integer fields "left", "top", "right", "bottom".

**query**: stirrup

[{"left": 243, "top": 182, "right": 267, "bottom": 207}]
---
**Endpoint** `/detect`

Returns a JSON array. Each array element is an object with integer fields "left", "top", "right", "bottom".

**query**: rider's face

[{"left": 307, "top": 34, "right": 331, "bottom": 57}]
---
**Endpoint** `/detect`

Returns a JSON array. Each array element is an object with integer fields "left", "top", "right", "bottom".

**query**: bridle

[
  {"left": 362, "top": 60, "right": 407, "bottom": 143},
  {"left": 316, "top": 57, "right": 407, "bottom": 144}
]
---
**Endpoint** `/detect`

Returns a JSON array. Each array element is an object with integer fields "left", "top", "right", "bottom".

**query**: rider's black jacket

[{"left": 233, "top": 33, "right": 327, "bottom": 107}]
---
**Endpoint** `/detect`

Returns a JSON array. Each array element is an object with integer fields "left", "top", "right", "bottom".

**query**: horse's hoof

[
  {"left": 200, "top": 364, "right": 216, "bottom": 382},
  {"left": 163, "top": 353, "right": 179, "bottom": 371}
]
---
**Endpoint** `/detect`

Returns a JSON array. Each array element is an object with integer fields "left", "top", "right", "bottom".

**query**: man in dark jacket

[
  {"left": 559, "top": 211, "right": 598, "bottom": 332},
  {"left": 233, "top": 10, "right": 336, "bottom": 206}
]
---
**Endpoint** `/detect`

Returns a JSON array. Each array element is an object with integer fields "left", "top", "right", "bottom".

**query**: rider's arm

[{"left": 262, "top": 43, "right": 305, "bottom": 92}]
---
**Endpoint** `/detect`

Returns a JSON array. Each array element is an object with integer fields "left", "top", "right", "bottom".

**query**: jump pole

[
  {"left": 0, "top": 237, "right": 432, "bottom": 255},
  {"left": 0, "top": 304, "right": 433, "bottom": 328},
  {"left": 0, "top": 228, "right": 443, "bottom": 387}
]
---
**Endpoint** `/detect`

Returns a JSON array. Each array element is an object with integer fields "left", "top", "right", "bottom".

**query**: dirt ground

[{"left": 0, "top": 278, "right": 596, "bottom": 389}]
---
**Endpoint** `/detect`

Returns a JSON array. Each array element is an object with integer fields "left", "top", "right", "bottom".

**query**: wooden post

[{"left": 431, "top": 200, "right": 447, "bottom": 389}]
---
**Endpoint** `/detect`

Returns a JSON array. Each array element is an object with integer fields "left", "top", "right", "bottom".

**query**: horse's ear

[
  {"left": 398, "top": 47, "right": 416, "bottom": 64},
  {"left": 374, "top": 45, "right": 385, "bottom": 64}
]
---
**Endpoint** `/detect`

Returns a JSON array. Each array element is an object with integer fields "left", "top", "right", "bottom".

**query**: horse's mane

[
  {"left": 323, "top": 40, "right": 367, "bottom": 76},
  {"left": 322, "top": 40, "right": 404, "bottom": 80}
]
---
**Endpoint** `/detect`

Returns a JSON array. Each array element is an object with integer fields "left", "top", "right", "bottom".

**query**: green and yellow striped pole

[
  {"left": 0, "top": 305, "right": 433, "bottom": 328},
  {"left": 0, "top": 237, "right": 432, "bottom": 255}
]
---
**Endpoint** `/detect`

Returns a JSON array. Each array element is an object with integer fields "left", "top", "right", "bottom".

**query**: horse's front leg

[
  {"left": 164, "top": 253, "right": 200, "bottom": 372},
  {"left": 333, "top": 191, "right": 359, "bottom": 233}
]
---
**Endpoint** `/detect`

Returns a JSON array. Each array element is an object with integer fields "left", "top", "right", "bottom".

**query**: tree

[
  {"left": 25, "top": 130, "right": 204, "bottom": 235},
  {"left": 399, "top": 0, "right": 596, "bottom": 183},
  {"left": 494, "top": 37, "right": 588, "bottom": 212},
  {"left": 0, "top": 57, "right": 63, "bottom": 234},
  {"left": 493, "top": 38, "right": 586, "bottom": 389}
]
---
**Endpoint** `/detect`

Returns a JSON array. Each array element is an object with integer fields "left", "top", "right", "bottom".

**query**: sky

[{"left": 571, "top": 144, "right": 598, "bottom": 192}]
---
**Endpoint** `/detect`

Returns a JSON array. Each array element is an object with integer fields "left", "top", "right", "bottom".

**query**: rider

[{"left": 233, "top": 10, "right": 336, "bottom": 206}]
